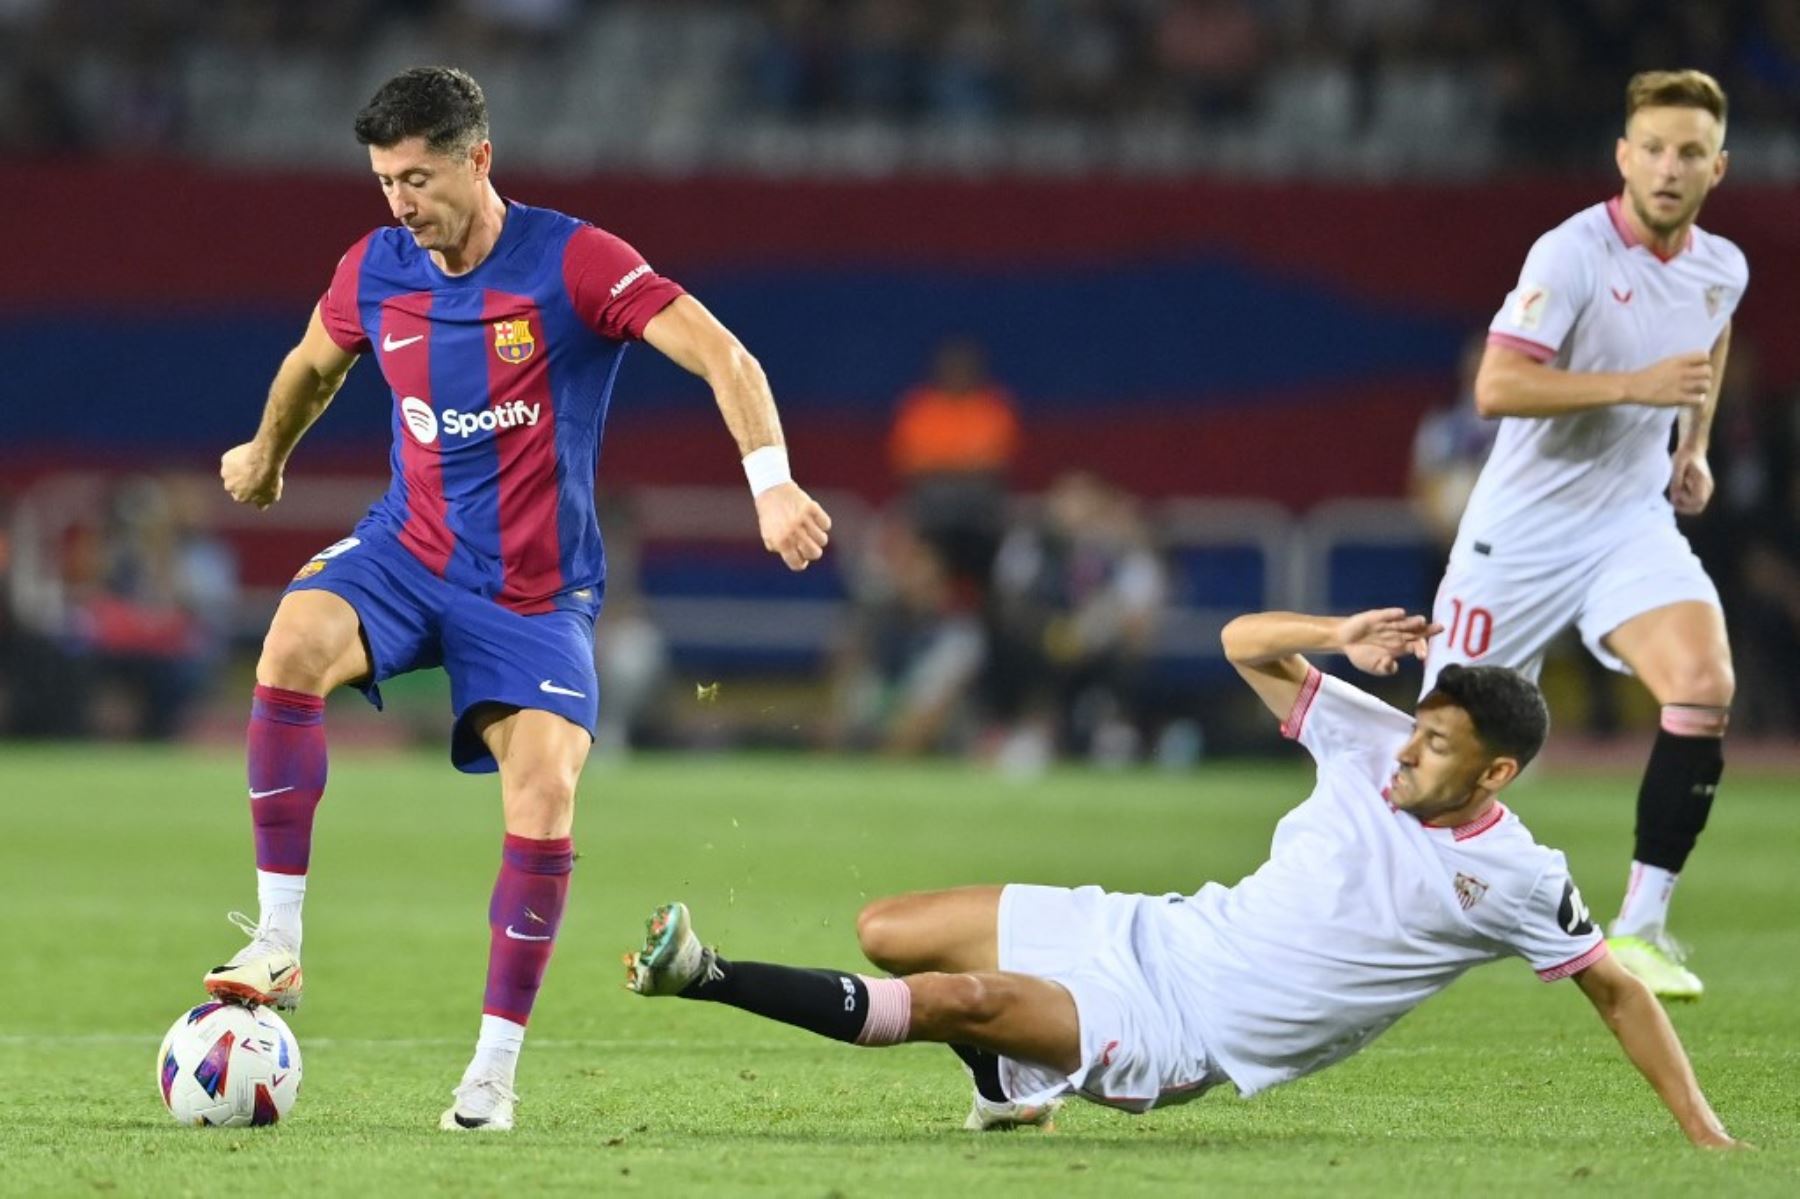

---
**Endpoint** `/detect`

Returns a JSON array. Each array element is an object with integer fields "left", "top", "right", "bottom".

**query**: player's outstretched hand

[
  {"left": 1629, "top": 351, "right": 1712, "bottom": 408},
  {"left": 220, "top": 441, "right": 284, "bottom": 509},
  {"left": 1335, "top": 608, "right": 1440, "bottom": 677},
  {"left": 755, "top": 481, "right": 832, "bottom": 571},
  {"left": 1668, "top": 446, "right": 1714, "bottom": 516}
]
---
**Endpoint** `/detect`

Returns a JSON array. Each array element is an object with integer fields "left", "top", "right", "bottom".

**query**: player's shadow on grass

[{"left": 661, "top": 1119, "right": 1343, "bottom": 1151}]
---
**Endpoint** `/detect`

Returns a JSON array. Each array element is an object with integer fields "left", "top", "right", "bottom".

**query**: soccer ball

[{"left": 155, "top": 1001, "right": 302, "bottom": 1127}]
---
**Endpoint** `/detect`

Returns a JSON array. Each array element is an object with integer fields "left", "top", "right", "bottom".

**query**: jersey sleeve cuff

[
  {"left": 1536, "top": 939, "right": 1608, "bottom": 982},
  {"left": 1486, "top": 331, "right": 1557, "bottom": 363},
  {"left": 322, "top": 322, "right": 368, "bottom": 353},
  {"left": 317, "top": 292, "right": 370, "bottom": 354},
  {"left": 1280, "top": 667, "right": 1323, "bottom": 740},
  {"left": 615, "top": 280, "right": 686, "bottom": 341}
]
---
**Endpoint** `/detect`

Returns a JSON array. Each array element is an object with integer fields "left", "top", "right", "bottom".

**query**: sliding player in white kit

[
  {"left": 1424, "top": 71, "right": 1746, "bottom": 1001},
  {"left": 624, "top": 608, "right": 1742, "bottom": 1149}
]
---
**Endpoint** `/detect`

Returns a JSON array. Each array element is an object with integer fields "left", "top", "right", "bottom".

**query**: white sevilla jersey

[
  {"left": 1457, "top": 198, "right": 1747, "bottom": 567},
  {"left": 1159, "top": 670, "right": 1605, "bottom": 1097}
]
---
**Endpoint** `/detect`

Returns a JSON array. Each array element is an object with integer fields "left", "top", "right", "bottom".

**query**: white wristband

[{"left": 742, "top": 445, "right": 792, "bottom": 497}]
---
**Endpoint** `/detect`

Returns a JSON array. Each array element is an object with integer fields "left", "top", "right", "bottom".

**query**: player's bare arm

[
  {"left": 1572, "top": 952, "right": 1745, "bottom": 1149},
  {"left": 642, "top": 295, "right": 832, "bottom": 571},
  {"left": 1222, "top": 609, "right": 1437, "bottom": 719},
  {"left": 1474, "top": 344, "right": 1711, "bottom": 420},
  {"left": 221, "top": 305, "right": 359, "bottom": 509},
  {"left": 1669, "top": 321, "right": 1731, "bottom": 516}
]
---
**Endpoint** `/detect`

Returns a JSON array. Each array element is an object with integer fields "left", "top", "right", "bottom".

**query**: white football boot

[
  {"left": 624, "top": 902, "right": 720, "bottom": 996},
  {"left": 203, "top": 911, "right": 303, "bottom": 1010},
  {"left": 963, "top": 1092, "right": 1063, "bottom": 1131},
  {"left": 439, "top": 1075, "right": 518, "bottom": 1132}
]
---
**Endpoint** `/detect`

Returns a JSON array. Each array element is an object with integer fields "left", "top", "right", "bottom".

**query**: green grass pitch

[{"left": 0, "top": 745, "right": 1793, "bottom": 1196}]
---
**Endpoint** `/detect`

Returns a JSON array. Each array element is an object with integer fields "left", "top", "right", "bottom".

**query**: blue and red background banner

[{"left": 9, "top": 166, "right": 1795, "bottom": 506}]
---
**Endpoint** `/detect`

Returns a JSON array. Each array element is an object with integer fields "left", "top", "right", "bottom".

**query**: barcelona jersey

[{"left": 318, "top": 201, "right": 685, "bottom": 613}]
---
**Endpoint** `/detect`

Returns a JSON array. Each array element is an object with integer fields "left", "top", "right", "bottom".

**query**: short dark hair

[
  {"left": 1626, "top": 69, "right": 1727, "bottom": 128},
  {"left": 354, "top": 66, "right": 488, "bottom": 155},
  {"left": 1421, "top": 665, "right": 1550, "bottom": 768}
]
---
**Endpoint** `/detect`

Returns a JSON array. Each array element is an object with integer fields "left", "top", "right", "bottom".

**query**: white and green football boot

[
  {"left": 624, "top": 902, "right": 719, "bottom": 996},
  {"left": 1608, "top": 932, "right": 1703, "bottom": 1001}
]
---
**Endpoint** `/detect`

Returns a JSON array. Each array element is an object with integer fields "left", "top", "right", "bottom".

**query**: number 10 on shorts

[{"left": 1443, "top": 598, "right": 1494, "bottom": 658}]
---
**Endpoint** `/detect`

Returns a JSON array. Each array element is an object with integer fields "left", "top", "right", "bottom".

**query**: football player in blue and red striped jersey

[{"left": 206, "top": 66, "right": 831, "bottom": 1132}]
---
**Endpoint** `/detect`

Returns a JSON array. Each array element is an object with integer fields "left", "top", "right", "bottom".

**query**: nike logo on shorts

[
  {"left": 249, "top": 786, "right": 296, "bottom": 800},
  {"left": 504, "top": 926, "right": 553, "bottom": 942},
  {"left": 383, "top": 333, "right": 424, "bottom": 352},
  {"left": 538, "top": 680, "right": 586, "bottom": 698}
]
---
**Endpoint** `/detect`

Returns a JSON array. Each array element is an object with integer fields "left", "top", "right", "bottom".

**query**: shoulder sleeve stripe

[
  {"left": 1280, "top": 667, "right": 1323, "bottom": 741},
  {"left": 1486, "top": 331, "right": 1556, "bottom": 362},
  {"left": 1536, "top": 939, "right": 1608, "bottom": 982},
  {"left": 319, "top": 231, "right": 376, "bottom": 354}
]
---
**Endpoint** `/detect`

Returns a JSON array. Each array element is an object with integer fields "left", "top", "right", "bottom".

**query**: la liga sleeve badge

[{"left": 1510, "top": 283, "right": 1548, "bottom": 331}]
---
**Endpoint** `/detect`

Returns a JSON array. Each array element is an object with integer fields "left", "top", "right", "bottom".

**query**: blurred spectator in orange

[{"left": 888, "top": 336, "right": 1019, "bottom": 607}]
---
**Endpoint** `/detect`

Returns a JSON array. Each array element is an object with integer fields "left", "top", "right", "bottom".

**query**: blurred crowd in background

[
  {"left": 5, "top": 328, "right": 1798, "bottom": 762},
  {"left": 6, "top": 0, "right": 1800, "bottom": 175},
  {"left": 0, "top": 477, "right": 240, "bottom": 741},
  {"left": 5, "top": 0, "right": 1798, "bottom": 764}
]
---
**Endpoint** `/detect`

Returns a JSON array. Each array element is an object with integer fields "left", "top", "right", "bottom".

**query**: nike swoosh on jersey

[
  {"left": 504, "top": 926, "right": 553, "bottom": 942},
  {"left": 538, "top": 680, "right": 587, "bottom": 698},
  {"left": 249, "top": 786, "right": 297, "bottom": 800},
  {"left": 383, "top": 333, "right": 424, "bottom": 351}
]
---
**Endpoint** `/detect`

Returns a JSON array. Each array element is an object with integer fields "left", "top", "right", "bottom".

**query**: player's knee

[
  {"left": 503, "top": 765, "right": 578, "bottom": 838},
  {"left": 856, "top": 898, "right": 907, "bottom": 969},
  {"left": 1665, "top": 660, "right": 1735, "bottom": 710},
  {"left": 856, "top": 896, "right": 936, "bottom": 973},
  {"left": 256, "top": 622, "right": 342, "bottom": 693}
]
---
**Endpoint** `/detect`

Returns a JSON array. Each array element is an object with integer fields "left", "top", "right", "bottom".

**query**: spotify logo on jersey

[
  {"left": 401, "top": 396, "right": 439, "bottom": 444},
  {"left": 400, "top": 396, "right": 543, "bottom": 445}
]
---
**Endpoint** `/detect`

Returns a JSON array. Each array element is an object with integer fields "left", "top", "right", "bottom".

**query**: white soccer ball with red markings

[{"left": 155, "top": 1001, "right": 302, "bottom": 1127}]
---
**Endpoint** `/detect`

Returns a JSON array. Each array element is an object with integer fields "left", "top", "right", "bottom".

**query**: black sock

[
  {"left": 950, "top": 1043, "right": 1009, "bottom": 1103},
  {"left": 1633, "top": 730, "right": 1724, "bottom": 872},
  {"left": 679, "top": 956, "right": 869, "bottom": 1043}
]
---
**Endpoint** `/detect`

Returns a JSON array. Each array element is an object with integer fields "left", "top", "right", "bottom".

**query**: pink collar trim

[
  {"left": 1606, "top": 195, "right": 1692, "bottom": 263},
  {"left": 1443, "top": 802, "right": 1507, "bottom": 841},
  {"left": 1384, "top": 791, "right": 1505, "bottom": 839}
]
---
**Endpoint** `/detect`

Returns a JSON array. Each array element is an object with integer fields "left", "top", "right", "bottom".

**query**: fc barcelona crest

[{"left": 493, "top": 318, "right": 535, "bottom": 364}]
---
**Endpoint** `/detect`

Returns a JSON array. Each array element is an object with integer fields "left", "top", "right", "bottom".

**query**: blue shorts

[{"left": 286, "top": 527, "right": 601, "bottom": 773}]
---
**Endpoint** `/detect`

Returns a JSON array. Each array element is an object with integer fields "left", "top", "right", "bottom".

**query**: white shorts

[
  {"left": 996, "top": 884, "right": 1227, "bottom": 1114},
  {"left": 1421, "top": 520, "right": 1720, "bottom": 692}
]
